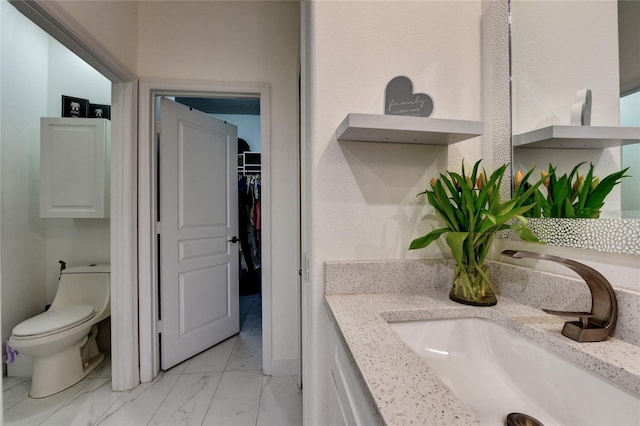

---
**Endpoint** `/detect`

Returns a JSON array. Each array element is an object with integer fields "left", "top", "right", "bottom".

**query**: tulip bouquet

[
  {"left": 514, "top": 162, "right": 629, "bottom": 219},
  {"left": 410, "top": 160, "right": 543, "bottom": 306}
]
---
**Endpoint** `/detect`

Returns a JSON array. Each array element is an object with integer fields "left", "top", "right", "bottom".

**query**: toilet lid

[{"left": 12, "top": 305, "right": 95, "bottom": 338}]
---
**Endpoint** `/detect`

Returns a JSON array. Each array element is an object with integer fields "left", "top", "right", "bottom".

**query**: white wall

[
  {"left": 211, "top": 114, "right": 261, "bottom": 152},
  {"left": 46, "top": 38, "right": 111, "bottom": 117},
  {"left": 303, "top": 1, "right": 482, "bottom": 423},
  {"left": 137, "top": 0, "right": 300, "bottom": 372},
  {"left": 308, "top": 0, "right": 481, "bottom": 261},
  {"left": 1, "top": 0, "right": 112, "bottom": 347},
  {"left": 54, "top": 0, "right": 138, "bottom": 76},
  {"left": 45, "top": 38, "right": 111, "bottom": 301},
  {"left": 511, "top": 0, "right": 622, "bottom": 214},
  {"left": 511, "top": 0, "right": 620, "bottom": 133},
  {"left": 0, "top": 0, "right": 48, "bottom": 345}
]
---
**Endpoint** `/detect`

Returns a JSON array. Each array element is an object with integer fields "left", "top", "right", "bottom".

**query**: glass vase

[{"left": 447, "top": 232, "right": 497, "bottom": 307}]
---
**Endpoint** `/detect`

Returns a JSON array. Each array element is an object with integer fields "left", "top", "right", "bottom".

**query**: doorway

[
  {"left": 138, "top": 79, "right": 273, "bottom": 382},
  {"left": 156, "top": 97, "right": 241, "bottom": 369},
  {"left": 0, "top": 0, "right": 113, "bottom": 382},
  {"left": 9, "top": 0, "right": 300, "bottom": 394},
  {"left": 173, "top": 95, "right": 263, "bottom": 303},
  {"left": 4, "top": 0, "right": 139, "bottom": 393}
]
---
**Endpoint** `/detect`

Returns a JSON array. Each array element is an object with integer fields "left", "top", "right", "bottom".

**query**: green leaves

[
  {"left": 445, "top": 232, "right": 468, "bottom": 266},
  {"left": 514, "top": 163, "right": 629, "bottom": 219},
  {"left": 409, "top": 160, "right": 541, "bottom": 251},
  {"left": 508, "top": 220, "right": 539, "bottom": 242},
  {"left": 409, "top": 228, "right": 449, "bottom": 250}
]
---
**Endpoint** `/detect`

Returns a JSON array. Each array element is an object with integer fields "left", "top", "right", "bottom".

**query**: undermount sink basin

[{"left": 390, "top": 318, "right": 640, "bottom": 426}]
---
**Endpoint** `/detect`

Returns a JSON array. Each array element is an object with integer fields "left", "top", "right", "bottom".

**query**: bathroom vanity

[{"left": 324, "top": 260, "right": 640, "bottom": 425}]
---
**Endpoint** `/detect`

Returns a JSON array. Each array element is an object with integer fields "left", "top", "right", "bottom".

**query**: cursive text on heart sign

[{"left": 385, "top": 76, "right": 433, "bottom": 117}]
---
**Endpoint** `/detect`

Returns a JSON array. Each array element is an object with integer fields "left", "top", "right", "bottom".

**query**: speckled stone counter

[{"left": 324, "top": 261, "right": 640, "bottom": 426}]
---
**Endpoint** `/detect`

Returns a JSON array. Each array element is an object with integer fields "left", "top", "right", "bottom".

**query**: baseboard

[{"left": 269, "top": 357, "right": 299, "bottom": 376}]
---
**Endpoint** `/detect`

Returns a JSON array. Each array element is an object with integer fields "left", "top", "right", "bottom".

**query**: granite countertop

[{"left": 324, "top": 290, "right": 640, "bottom": 426}]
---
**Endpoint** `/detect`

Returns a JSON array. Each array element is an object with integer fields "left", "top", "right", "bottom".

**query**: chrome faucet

[{"left": 501, "top": 250, "right": 618, "bottom": 342}]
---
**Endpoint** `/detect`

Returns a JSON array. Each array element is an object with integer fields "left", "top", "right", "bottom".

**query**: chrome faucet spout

[{"left": 501, "top": 250, "right": 618, "bottom": 342}]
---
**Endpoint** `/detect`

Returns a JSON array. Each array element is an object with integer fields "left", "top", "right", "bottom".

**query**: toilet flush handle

[{"left": 58, "top": 260, "right": 67, "bottom": 280}]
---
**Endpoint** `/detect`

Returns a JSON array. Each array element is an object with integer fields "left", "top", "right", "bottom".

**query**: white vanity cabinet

[
  {"left": 40, "top": 118, "right": 110, "bottom": 218},
  {"left": 328, "top": 319, "right": 380, "bottom": 426}
]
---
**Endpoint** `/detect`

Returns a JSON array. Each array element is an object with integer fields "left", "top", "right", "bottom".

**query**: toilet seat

[{"left": 12, "top": 305, "right": 95, "bottom": 339}]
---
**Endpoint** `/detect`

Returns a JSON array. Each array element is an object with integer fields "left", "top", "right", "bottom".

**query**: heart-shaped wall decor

[{"left": 384, "top": 76, "right": 433, "bottom": 117}]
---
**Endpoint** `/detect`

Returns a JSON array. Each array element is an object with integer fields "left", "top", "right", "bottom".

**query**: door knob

[{"left": 228, "top": 236, "right": 240, "bottom": 243}]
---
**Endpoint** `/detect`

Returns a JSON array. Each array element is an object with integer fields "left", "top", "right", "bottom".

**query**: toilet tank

[{"left": 51, "top": 264, "right": 110, "bottom": 321}]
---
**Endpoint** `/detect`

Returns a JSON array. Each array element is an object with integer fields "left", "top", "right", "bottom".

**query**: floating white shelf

[
  {"left": 335, "top": 113, "right": 482, "bottom": 145},
  {"left": 513, "top": 125, "right": 640, "bottom": 149}
]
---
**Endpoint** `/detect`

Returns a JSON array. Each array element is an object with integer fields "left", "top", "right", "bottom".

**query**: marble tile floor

[{"left": 3, "top": 294, "right": 302, "bottom": 426}]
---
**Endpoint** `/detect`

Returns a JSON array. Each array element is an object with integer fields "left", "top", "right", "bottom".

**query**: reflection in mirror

[
  {"left": 621, "top": 92, "right": 639, "bottom": 218},
  {"left": 619, "top": 0, "right": 640, "bottom": 219},
  {"left": 509, "top": 0, "right": 640, "bottom": 253}
]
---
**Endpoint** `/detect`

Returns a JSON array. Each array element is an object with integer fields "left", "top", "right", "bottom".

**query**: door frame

[
  {"left": 138, "top": 78, "right": 272, "bottom": 382},
  {"left": 8, "top": 0, "right": 139, "bottom": 392}
]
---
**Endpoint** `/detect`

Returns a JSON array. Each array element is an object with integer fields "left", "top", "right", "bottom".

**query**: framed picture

[
  {"left": 89, "top": 103, "right": 111, "bottom": 120},
  {"left": 62, "top": 95, "right": 89, "bottom": 118}
]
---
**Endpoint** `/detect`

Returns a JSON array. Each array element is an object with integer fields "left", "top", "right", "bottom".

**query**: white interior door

[{"left": 159, "top": 98, "right": 239, "bottom": 370}]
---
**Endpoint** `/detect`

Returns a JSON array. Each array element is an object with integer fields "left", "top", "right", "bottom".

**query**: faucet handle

[{"left": 543, "top": 309, "right": 594, "bottom": 328}]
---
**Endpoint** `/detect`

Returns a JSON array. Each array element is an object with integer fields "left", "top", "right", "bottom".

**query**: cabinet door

[
  {"left": 329, "top": 322, "right": 380, "bottom": 426},
  {"left": 40, "top": 118, "right": 110, "bottom": 218}
]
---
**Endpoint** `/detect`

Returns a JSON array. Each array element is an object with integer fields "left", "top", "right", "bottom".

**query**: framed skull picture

[
  {"left": 62, "top": 95, "right": 89, "bottom": 118},
  {"left": 89, "top": 103, "right": 111, "bottom": 120}
]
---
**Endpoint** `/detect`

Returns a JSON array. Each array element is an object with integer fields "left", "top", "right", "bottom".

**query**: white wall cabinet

[
  {"left": 40, "top": 118, "right": 110, "bottom": 218},
  {"left": 328, "top": 319, "right": 380, "bottom": 426}
]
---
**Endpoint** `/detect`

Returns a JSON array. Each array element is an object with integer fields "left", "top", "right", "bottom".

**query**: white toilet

[{"left": 9, "top": 264, "right": 110, "bottom": 398}]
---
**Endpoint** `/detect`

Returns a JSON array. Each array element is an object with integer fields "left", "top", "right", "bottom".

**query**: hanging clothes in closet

[
  {"left": 249, "top": 175, "right": 261, "bottom": 255},
  {"left": 238, "top": 173, "right": 261, "bottom": 295}
]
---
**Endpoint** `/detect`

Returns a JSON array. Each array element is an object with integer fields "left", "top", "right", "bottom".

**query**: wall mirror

[{"left": 509, "top": 0, "right": 640, "bottom": 255}]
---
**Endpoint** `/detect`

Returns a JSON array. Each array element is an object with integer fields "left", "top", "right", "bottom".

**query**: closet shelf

[
  {"left": 238, "top": 151, "right": 261, "bottom": 175},
  {"left": 513, "top": 125, "right": 640, "bottom": 149},
  {"left": 335, "top": 113, "right": 482, "bottom": 145}
]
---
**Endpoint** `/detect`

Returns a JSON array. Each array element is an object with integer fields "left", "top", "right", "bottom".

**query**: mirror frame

[{"left": 504, "top": 0, "right": 640, "bottom": 256}]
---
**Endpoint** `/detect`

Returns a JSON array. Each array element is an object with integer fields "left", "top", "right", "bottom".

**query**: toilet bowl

[{"left": 9, "top": 264, "right": 110, "bottom": 398}]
